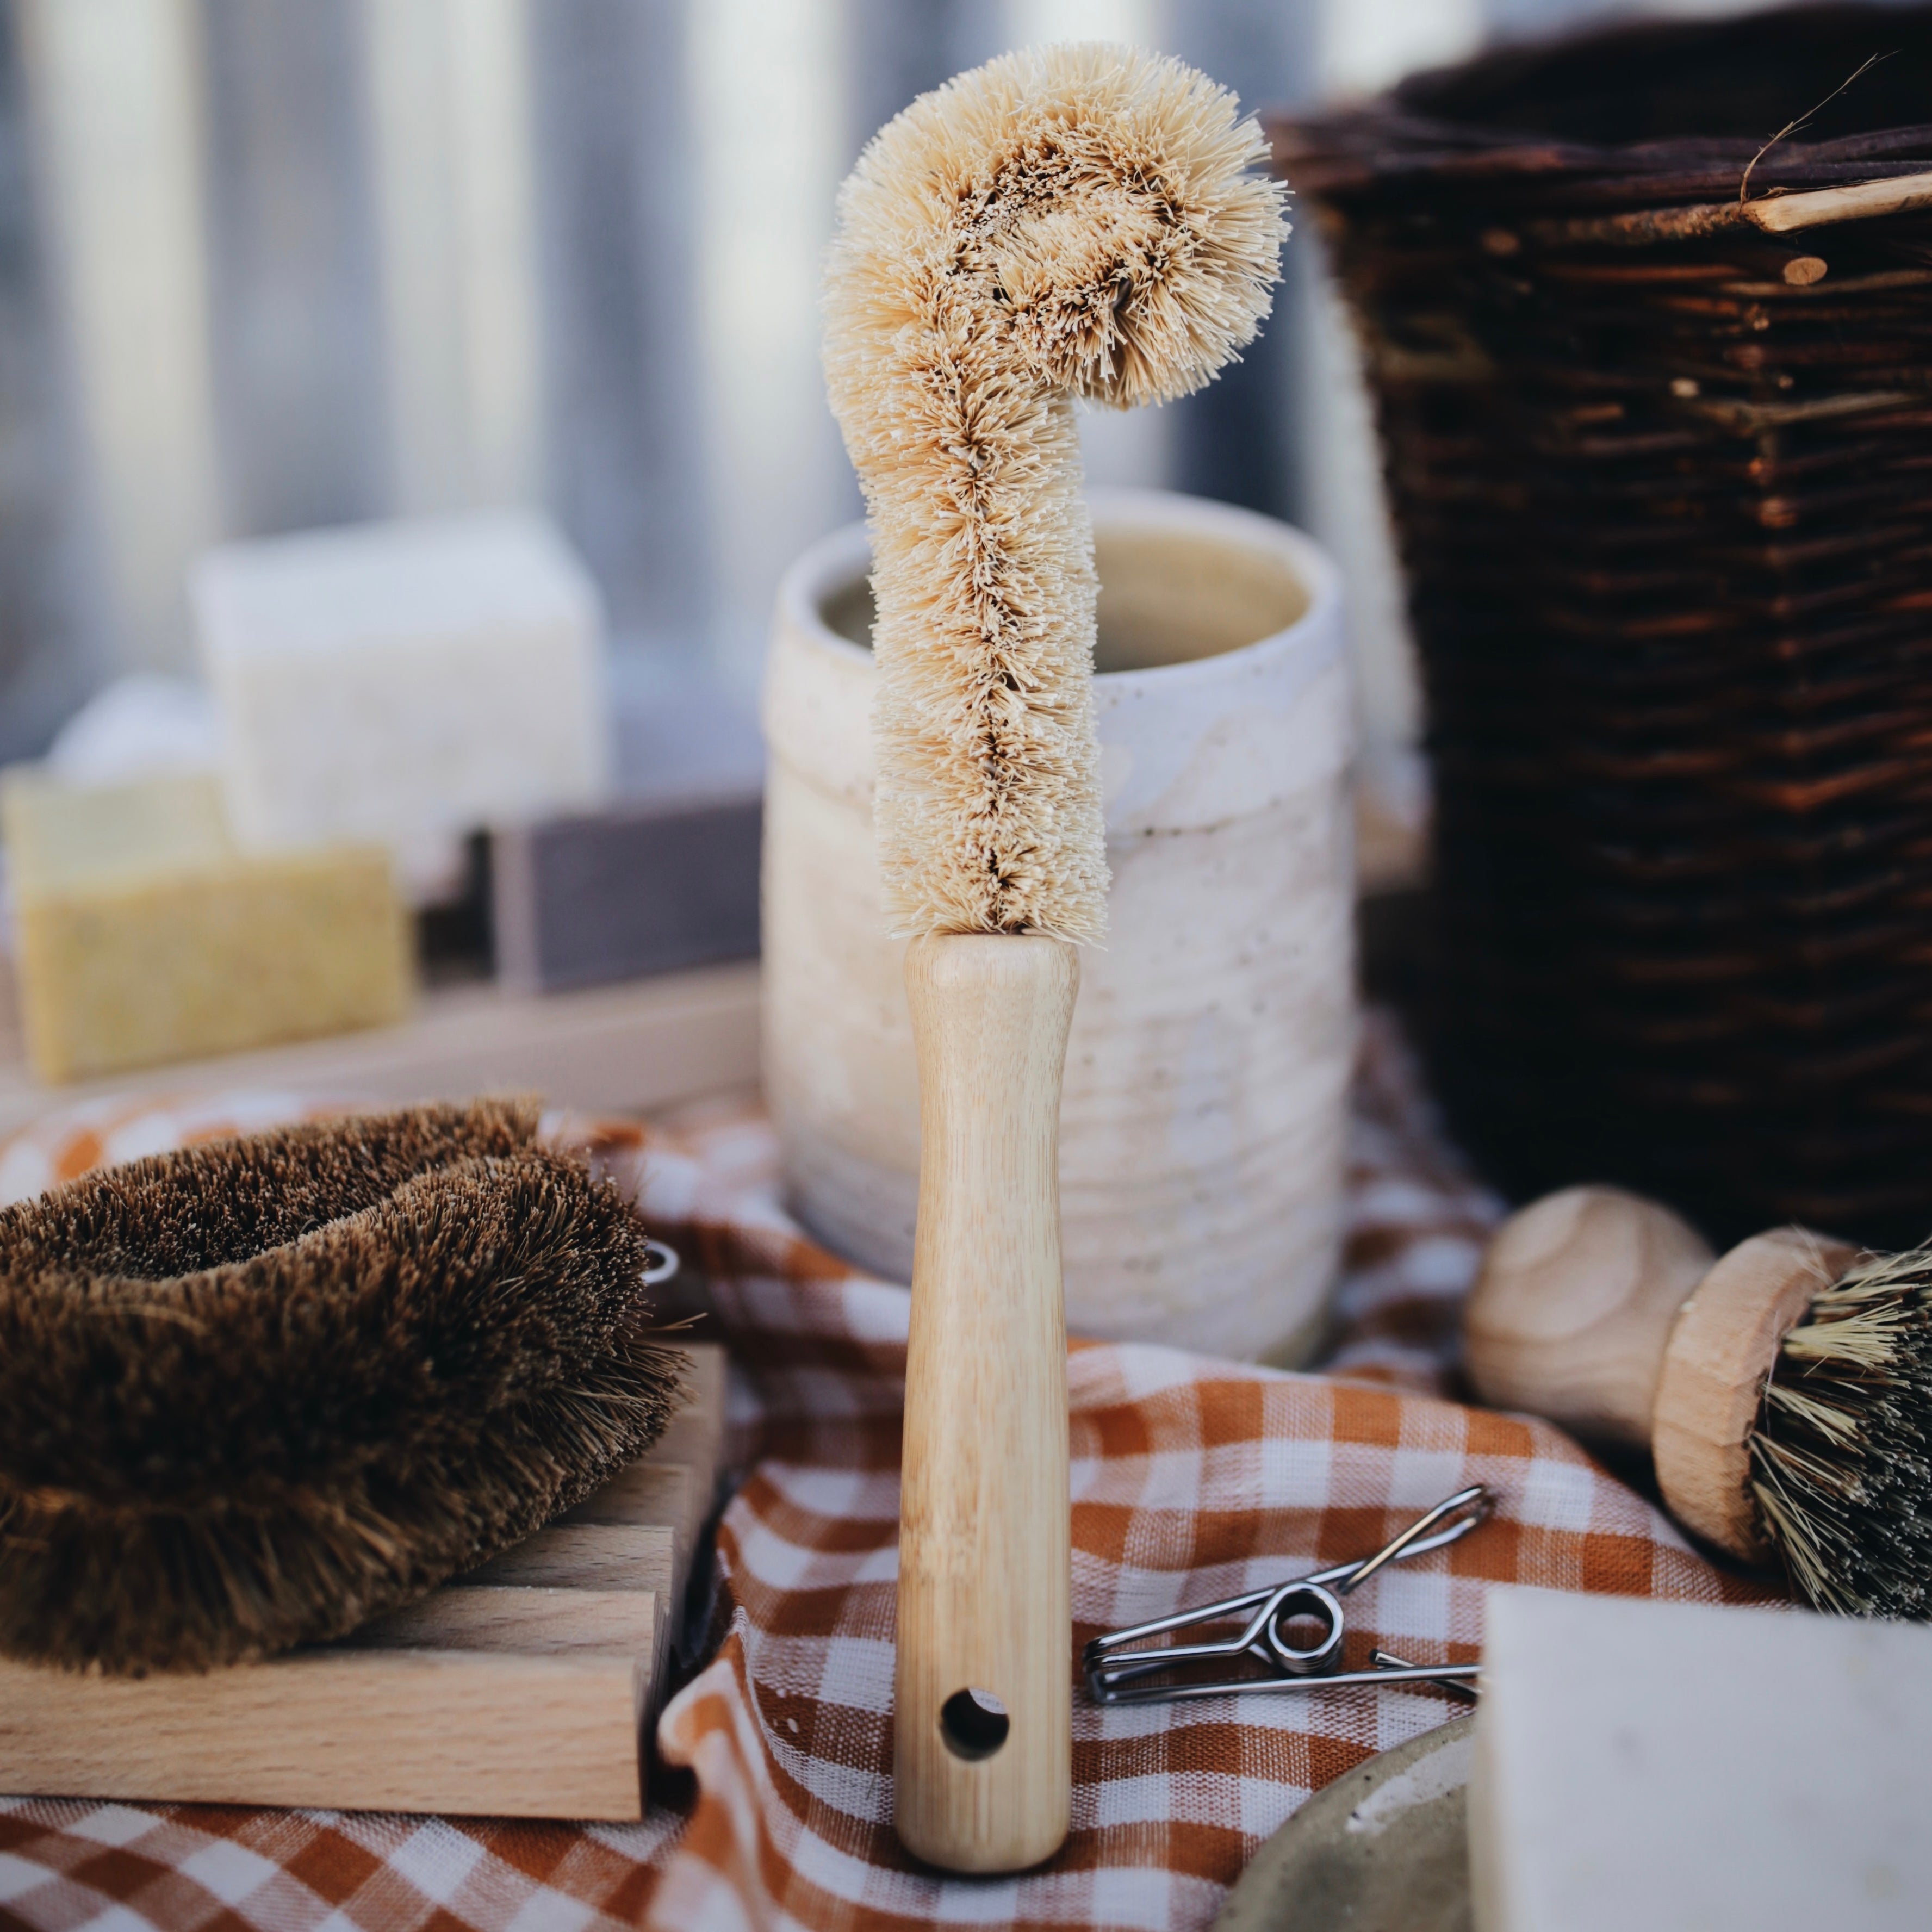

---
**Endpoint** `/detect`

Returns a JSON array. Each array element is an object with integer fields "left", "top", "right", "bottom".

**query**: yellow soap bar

[{"left": 3, "top": 770, "right": 411, "bottom": 1084}]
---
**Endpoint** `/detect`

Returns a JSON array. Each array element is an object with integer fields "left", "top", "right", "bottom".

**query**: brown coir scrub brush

[
  {"left": 824, "top": 44, "right": 1285, "bottom": 1870},
  {"left": 1465, "top": 1185, "right": 1932, "bottom": 1617},
  {"left": 0, "top": 1099, "right": 684, "bottom": 1674}
]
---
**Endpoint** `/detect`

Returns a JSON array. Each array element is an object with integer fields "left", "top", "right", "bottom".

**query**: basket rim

[{"left": 1266, "top": 0, "right": 1932, "bottom": 232}]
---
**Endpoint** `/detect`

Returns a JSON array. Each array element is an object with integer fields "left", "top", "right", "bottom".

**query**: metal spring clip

[{"left": 1083, "top": 1485, "right": 1492, "bottom": 1705}]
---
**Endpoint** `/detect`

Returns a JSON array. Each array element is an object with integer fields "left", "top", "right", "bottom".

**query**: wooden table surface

[{"left": 0, "top": 957, "right": 762, "bottom": 1138}]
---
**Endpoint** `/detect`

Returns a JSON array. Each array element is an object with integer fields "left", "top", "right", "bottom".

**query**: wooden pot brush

[
  {"left": 0, "top": 1099, "right": 685, "bottom": 1674},
  {"left": 823, "top": 44, "right": 1285, "bottom": 1870},
  {"left": 1466, "top": 1185, "right": 1932, "bottom": 1616}
]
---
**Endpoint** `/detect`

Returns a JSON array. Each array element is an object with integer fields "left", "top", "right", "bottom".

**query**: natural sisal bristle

[
  {"left": 823, "top": 43, "right": 1287, "bottom": 943},
  {"left": 0, "top": 1099, "right": 685, "bottom": 1673},
  {"left": 1750, "top": 1243, "right": 1932, "bottom": 1617}
]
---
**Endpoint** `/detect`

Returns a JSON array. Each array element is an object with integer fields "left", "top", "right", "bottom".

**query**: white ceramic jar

[{"left": 762, "top": 488, "right": 1354, "bottom": 1363}]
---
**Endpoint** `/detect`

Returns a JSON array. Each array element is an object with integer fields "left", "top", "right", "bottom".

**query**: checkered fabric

[{"left": 0, "top": 1014, "right": 1772, "bottom": 1932}]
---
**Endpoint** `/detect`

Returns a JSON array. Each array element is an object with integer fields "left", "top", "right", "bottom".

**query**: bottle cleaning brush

[
  {"left": 824, "top": 44, "right": 1285, "bottom": 1869},
  {"left": 1465, "top": 1185, "right": 1932, "bottom": 1616},
  {"left": 0, "top": 1099, "right": 685, "bottom": 1673}
]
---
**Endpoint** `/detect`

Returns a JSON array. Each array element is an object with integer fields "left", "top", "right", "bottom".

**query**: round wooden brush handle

[
  {"left": 1467, "top": 1188, "right": 1853, "bottom": 1561},
  {"left": 896, "top": 933, "right": 1074, "bottom": 1873},
  {"left": 1465, "top": 1187, "right": 1716, "bottom": 1451}
]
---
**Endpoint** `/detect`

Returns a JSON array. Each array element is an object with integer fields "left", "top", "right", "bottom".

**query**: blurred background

[{"left": 0, "top": 0, "right": 1776, "bottom": 786}]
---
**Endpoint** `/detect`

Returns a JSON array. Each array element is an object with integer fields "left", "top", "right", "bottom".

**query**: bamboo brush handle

[
  {"left": 895, "top": 933, "right": 1074, "bottom": 1873},
  {"left": 1467, "top": 1187, "right": 1853, "bottom": 1560}
]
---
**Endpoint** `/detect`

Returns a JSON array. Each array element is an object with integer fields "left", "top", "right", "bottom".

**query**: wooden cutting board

[{"left": 0, "top": 1341, "right": 726, "bottom": 1822}]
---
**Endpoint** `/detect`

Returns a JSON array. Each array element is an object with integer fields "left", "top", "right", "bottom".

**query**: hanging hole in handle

[
  {"left": 1264, "top": 1582, "right": 1346, "bottom": 1676},
  {"left": 641, "top": 1240, "right": 680, "bottom": 1288},
  {"left": 939, "top": 1687, "right": 1010, "bottom": 1761}
]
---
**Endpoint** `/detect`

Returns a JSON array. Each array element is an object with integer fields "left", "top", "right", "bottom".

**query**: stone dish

[{"left": 1213, "top": 1717, "right": 1474, "bottom": 1932}]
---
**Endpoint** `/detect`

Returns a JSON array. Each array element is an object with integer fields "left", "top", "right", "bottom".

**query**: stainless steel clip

[{"left": 1083, "top": 1484, "right": 1492, "bottom": 1705}]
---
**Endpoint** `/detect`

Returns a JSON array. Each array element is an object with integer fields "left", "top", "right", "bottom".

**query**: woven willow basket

[{"left": 1274, "top": 3, "right": 1932, "bottom": 1246}]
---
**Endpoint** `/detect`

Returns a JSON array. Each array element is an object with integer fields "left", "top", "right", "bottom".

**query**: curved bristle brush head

[
  {"left": 824, "top": 41, "right": 1288, "bottom": 945},
  {"left": 1466, "top": 1186, "right": 1932, "bottom": 1615},
  {"left": 0, "top": 1099, "right": 685, "bottom": 1674},
  {"left": 1753, "top": 1246, "right": 1932, "bottom": 1617}
]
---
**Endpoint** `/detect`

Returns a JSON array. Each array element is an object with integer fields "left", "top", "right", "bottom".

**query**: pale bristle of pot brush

[
  {"left": 822, "top": 42, "right": 1288, "bottom": 942},
  {"left": 1749, "top": 1243, "right": 1932, "bottom": 1617}
]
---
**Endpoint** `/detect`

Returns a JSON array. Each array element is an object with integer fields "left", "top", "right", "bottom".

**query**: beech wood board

[
  {"left": 0, "top": 1343, "right": 726, "bottom": 1822},
  {"left": 0, "top": 958, "right": 760, "bottom": 1138}
]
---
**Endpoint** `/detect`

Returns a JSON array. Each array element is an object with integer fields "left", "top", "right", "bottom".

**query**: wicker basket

[{"left": 1273, "top": 4, "right": 1932, "bottom": 1247}]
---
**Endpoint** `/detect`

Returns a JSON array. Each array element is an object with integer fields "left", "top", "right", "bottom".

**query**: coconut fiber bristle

[
  {"left": 823, "top": 43, "right": 1287, "bottom": 943},
  {"left": 1750, "top": 1245, "right": 1932, "bottom": 1618},
  {"left": 0, "top": 1099, "right": 685, "bottom": 1674}
]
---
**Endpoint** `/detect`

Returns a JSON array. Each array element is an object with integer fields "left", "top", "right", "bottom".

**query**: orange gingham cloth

[{"left": 0, "top": 1014, "right": 1772, "bottom": 1932}]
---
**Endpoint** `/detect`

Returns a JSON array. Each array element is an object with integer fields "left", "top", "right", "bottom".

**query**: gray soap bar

[{"left": 490, "top": 788, "right": 761, "bottom": 993}]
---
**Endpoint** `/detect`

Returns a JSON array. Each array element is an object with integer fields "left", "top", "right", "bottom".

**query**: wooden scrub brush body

[
  {"left": 824, "top": 44, "right": 1285, "bottom": 1869},
  {"left": 0, "top": 1100, "right": 684, "bottom": 1673},
  {"left": 1467, "top": 1185, "right": 1932, "bottom": 1614}
]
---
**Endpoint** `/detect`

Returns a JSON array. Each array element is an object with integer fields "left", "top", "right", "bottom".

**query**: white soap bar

[
  {"left": 194, "top": 512, "right": 611, "bottom": 882},
  {"left": 1471, "top": 1587, "right": 1932, "bottom": 1931}
]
